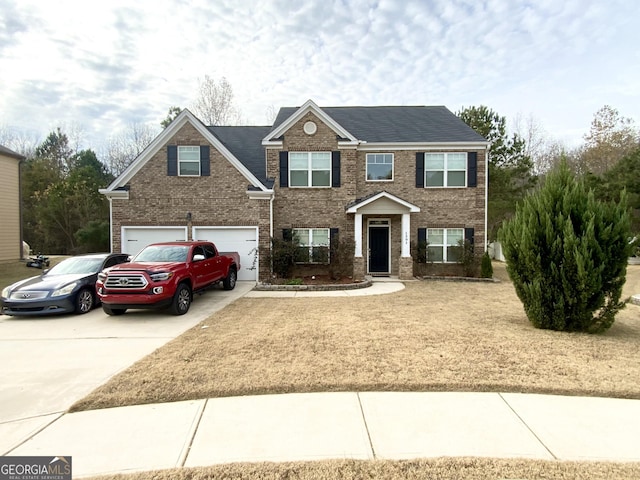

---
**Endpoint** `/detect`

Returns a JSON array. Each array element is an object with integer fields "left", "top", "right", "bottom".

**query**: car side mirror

[{"left": 193, "top": 254, "right": 205, "bottom": 262}]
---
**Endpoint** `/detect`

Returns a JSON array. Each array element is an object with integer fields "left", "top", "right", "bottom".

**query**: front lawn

[{"left": 70, "top": 263, "right": 640, "bottom": 412}]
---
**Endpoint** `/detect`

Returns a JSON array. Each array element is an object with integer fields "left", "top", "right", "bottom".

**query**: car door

[
  {"left": 190, "top": 246, "right": 211, "bottom": 289},
  {"left": 203, "top": 244, "right": 223, "bottom": 283}
]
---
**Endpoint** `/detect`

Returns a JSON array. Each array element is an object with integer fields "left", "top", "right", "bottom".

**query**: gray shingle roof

[
  {"left": 272, "top": 105, "right": 486, "bottom": 143},
  {"left": 0, "top": 144, "right": 25, "bottom": 160},
  {"left": 208, "top": 126, "right": 273, "bottom": 186},
  {"left": 206, "top": 105, "right": 485, "bottom": 189}
]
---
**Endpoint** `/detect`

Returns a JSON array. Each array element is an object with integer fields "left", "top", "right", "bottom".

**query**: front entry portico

[{"left": 346, "top": 192, "right": 420, "bottom": 279}]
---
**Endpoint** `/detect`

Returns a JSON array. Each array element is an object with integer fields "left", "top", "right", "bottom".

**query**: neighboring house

[
  {"left": 0, "top": 145, "right": 24, "bottom": 262},
  {"left": 100, "top": 100, "right": 488, "bottom": 281}
]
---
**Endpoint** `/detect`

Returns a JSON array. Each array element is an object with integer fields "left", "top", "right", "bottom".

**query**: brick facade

[
  {"left": 268, "top": 112, "right": 486, "bottom": 279},
  {"left": 105, "top": 107, "right": 487, "bottom": 282},
  {"left": 110, "top": 123, "right": 271, "bottom": 276}
]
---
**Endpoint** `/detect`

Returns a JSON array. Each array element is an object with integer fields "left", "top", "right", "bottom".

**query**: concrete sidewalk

[{"left": 6, "top": 391, "right": 640, "bottom": 478}]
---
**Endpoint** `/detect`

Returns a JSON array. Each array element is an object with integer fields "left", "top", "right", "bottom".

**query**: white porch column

[
  {"left": 354, "top": 213, "right": 363, "bottom": 257},
  {"left": 401, "top": 212, "right": 410, "bottom": 257}
]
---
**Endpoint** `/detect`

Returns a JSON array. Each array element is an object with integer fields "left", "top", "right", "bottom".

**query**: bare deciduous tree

[
  {"left": 581, "top": 105, "right": 639, "bottom": 175},
  {"left": 192, "top": 75, "right": 242, "bottom": 125},
  {"left": 104, "top": 122, "right": 156, "bottom": 177},
  {"left": 0, "top": 124, "right": 40, "bottom": 158}
]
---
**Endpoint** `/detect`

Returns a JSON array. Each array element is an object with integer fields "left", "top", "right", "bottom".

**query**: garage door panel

[
  {"left": 122, "top": 227, "right": 188, "bottom": 257},
  {"left": 193, "top": 227, "right": 257, "bottom": 281}
]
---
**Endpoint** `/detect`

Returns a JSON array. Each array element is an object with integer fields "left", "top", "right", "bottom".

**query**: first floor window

[
  {"left": 293, "top": 228, "right": 330, "bottom": 263},
  {"left": 427, "top": 228, "right": 464, "bottom": 262},
  {"left": 178, "top": 146, "right": 200, "bottom": 176},
  {"left": 425, "top": 152, "right": 467, "bottom": 187},
  {"left": 366, "top": 153, "right": 394, "bottom": 181},
  {"left": 290, "top": 152, "right": 331, "bottom": 187}
]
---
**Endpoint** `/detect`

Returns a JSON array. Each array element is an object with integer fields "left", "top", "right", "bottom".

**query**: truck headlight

[
  {"left": 150, "top": 272, "right": 173, "bottom": 281},
  {"left": 52, "top": 282, "right": 77, "bottom": 297}
]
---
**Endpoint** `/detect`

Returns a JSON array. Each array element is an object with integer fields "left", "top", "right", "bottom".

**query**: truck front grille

[{"left": 104, "top": 273, "right": 148, "bottom": 290}]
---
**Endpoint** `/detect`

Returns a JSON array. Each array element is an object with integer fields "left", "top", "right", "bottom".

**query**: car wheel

[
  {"left": 170, "top": 283, "right": 191, "bottom": 315},
  {"left": 75, "top": 288, "right": 94, "bottom": 314},
  {"left": 223, "top": 267, "right": 237, "bottom": 290},
  {"left": 103, "top": 306, "right": 126, "bottom": 316}
]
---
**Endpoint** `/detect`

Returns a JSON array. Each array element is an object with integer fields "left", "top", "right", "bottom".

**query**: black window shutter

[
  {"left": 418, "top": 228, "right": 427, "bottom": 244},
  {"left": 331, "top": 151, "right": 341, "bottom": 187},
  {"left": 465, "top": 227, "right": 475, "bottom": 245},
  {"left": 167, "top": 145, "right": 178, "bottom": 176},
  {"left": 283, "top": 228, "right": 292, "bottom": 241},
  {"left": 416, "top": 152, "right": 425, "bottom": 188},
  {"left": 330, "top": 228, "right": 339, "bottom": 246},
  {"left": 279, "top": 151, "right": 288, "bottom": 188},
  {"left": 467, "top": 152, "right": 477, "bottom": 187},
  {"left": 330, "top": 228, "right": 339, "bottom": 262},
  {"left": 200, "top": 146, "right": 210, "bottom": 176}
]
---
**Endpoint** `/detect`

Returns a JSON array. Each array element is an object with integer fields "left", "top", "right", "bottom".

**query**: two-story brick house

[{"left": 100, "top": 100, "right": 488, "bottom": 281}]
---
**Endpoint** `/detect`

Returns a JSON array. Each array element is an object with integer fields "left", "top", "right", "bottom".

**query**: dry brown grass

[
  {"left": 0, "top": 257, "right": 67, "bottom": 291},
  {"left": 70, "top": 264, "right": 640, "bottom": 412},
  {"left": 87, "top": 458, "right": 640, "bottom": 480}
]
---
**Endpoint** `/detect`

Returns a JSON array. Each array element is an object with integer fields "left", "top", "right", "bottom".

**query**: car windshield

[
  {"left": 133, "top": 246, "right": 189, "bottom": 263},
  {"left": 47, "top": 257, "right": 104, "bottom": 275}
]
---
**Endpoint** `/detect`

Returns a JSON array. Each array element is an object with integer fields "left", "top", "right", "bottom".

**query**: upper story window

[
  {"left": 425, "top": 153, "right": 467, "bottom": 187},
  {"left": 366, "top": 153, "right": 394, "bottom": 181},
  {"left": 289, "top": 152, "right": 331, "bottom": 187},
  {"left": 178, "top": 146, "right": 201, "bottom": 176}
]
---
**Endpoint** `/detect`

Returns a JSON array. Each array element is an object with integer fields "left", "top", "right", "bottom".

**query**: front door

[{"left": 369, "top": 223, "right": 390, "bottom": 274}]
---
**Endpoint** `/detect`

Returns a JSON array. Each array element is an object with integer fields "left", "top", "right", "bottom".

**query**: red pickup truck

[{"left": 96, "top": 241, "right": 240, "bottom": 316}]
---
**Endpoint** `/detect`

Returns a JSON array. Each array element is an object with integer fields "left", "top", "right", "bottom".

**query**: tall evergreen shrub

[{"left": 499, "top": 162, "right": 631, "bottom": 333}]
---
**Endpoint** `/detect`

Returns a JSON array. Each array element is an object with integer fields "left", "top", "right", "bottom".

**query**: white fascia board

[
  {"left": 247, "top": 189, "right": 274, "bottom": 200},
  {"left": 99, "top": 188, "right": 129, "bottom": 199},
  {"left": 262, "top": 99, "right": 358, "bottom": 143},
  {"left": 357, "top": 141, "right": 490, "bottom": 151},
  {"left": 346, "top": 191, "right": 421, "bottom": 213},
  {"left": 102, "top": 109, "right": 268, "bottom": 193}
]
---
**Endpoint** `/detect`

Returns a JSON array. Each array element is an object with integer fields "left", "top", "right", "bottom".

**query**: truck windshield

[{"left": 134, "top": 246, "right": 189, "bottom": 263}]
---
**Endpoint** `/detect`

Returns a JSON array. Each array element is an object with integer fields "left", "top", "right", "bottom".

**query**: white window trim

[
  {"left": 366, "top": 153, "right": 394, "bottom": 182},
  {"left": 427, "top": 228, "right": 465, "bottom": 263},
  {"left": 293, "top": 227, "right": 330, "bottom": 264},
  {"left": 289, "top": 152, "right": 331, "bottom": 188},
  {"left": 425, "top": 152, "right": 467, "bottom": 188},
  {"left": 178, "top": 146, "right": 201, "bottom": 177}
]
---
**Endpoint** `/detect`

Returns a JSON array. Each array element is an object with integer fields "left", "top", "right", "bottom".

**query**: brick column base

[
  {"left": 399, "top": 256, "right": 414, "bottom": 280},
  {"left": 353, "top": 257, "right": 366, "bottom": 281}
]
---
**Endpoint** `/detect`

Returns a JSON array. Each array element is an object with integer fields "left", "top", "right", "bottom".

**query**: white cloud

[{"left": 0, "top": 0, "right": 638, "bottom": 152}]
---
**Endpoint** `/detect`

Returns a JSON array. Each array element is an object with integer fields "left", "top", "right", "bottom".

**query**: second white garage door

[{"left": 192, "top": 227, "right": 258, "bottom": 281}]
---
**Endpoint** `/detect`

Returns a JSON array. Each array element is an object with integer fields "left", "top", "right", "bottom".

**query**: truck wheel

[
  {"left": 223, "top": 267, "right": 237, "bottom": 290},
  {"left": 171, "top": 282, "right": 191, "bottom": 315},
  {"left": 103, "top": 306, "right": 126, "bottom": 316}
]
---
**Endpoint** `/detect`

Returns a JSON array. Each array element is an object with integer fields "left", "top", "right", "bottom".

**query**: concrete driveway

[{"left": 0, "top": 281, "right": 253, "bottom": 455}]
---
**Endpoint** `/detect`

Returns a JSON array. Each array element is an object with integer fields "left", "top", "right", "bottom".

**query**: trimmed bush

[
  {"left": 480, "top": 252, "right": 493, "bottom": 278},
  {"left": 499, "top": 162, "right": 631, "bottom": 333}
]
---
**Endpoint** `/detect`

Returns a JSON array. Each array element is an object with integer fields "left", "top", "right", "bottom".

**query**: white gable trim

[
  {"left": 346, "top": 191, "right": 421, "bottom": 213},
  {"left": 262, "top": 99, "right": 358, "bottom": 145},
  {"left": 101, "top": 109, "right": 268, "bottom": 196}
]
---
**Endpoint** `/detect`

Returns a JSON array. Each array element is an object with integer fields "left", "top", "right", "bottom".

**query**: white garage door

[
  {"left": 193, "top": 227, "right": 258, "bottom": 281},
  {"left": 121, "top": 227, "right": 188, "bottom": 257}
]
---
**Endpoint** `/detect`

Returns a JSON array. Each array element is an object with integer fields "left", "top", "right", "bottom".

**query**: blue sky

[{"left": 1, "top": 0, "right": 638, "bottom": 151}]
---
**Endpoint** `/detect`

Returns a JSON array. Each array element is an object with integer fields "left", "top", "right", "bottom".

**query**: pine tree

[{"left": 499, "top": 161, "right": 631, "bottom": 333}]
